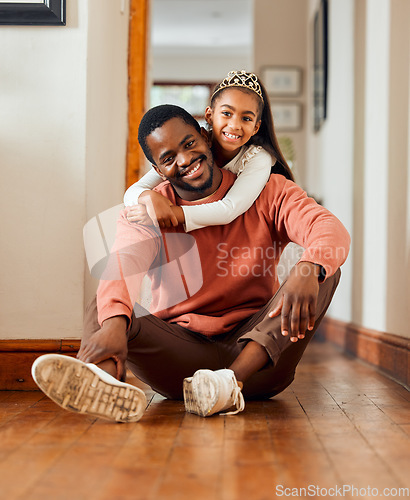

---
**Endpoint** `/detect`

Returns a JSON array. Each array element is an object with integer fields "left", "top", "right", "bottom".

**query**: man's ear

[
  {"left": 200, "top": 127, "right": 212, "bottom": 145},
  {"left": 152, "top": 163, "right": 167, "bottom": 180}
]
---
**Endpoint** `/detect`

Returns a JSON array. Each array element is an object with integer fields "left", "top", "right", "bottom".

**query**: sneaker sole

[
  {"left": 183, "top": 370, "right": 219, "bottom": 417},
  {"left": 31, "top": 354, "right": 146, "bottom": 423}
]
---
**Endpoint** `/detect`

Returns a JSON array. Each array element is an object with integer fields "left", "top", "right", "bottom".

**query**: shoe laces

[{"left": 220, "top": 384, "right": 245, "bottom": 416}]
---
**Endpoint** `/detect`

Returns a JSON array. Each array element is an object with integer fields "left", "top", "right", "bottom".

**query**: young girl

[{"left": 124, "top": 70, "right": 294, "bottom": 232}]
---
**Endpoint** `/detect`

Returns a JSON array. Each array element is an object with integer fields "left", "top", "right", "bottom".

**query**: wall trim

[
  {"left": 317, "top": 318, "right": 410, "bottom": 389},
  {"left": 0, "top": 339, "right": 80, "bottom": 390},
  {"left": 1, "top": 327, "right": 409, "bottom": 391}
]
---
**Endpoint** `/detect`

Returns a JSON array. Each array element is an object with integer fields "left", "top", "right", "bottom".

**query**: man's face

[{"left": 147, "top": 117, "right": 220, "bottom": 200}]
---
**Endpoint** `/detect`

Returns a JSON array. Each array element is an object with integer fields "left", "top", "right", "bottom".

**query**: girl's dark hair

[{"left": 210, "top": 78, "right": 295, "bottom": 182}]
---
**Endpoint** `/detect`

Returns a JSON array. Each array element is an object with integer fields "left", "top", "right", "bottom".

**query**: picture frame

[
  {"left": 271, "top": 102, "right": 303, "bottom": 132},
  {"left": 0, "top": 0, "right": 66, "bottom": 26},
  {"left": 261, "top": 66, "right": 302, "bottom": 97},
  {"left": 313, "top": 0, "right": 328, "bottom": 132}
]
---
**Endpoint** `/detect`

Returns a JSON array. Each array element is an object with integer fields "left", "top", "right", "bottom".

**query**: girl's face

[{"left": 205, "top": 88, "right": 261, "bottom": 157}]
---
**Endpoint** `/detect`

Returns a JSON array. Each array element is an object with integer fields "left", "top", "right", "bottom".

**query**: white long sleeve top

[{"left": 123, "top": 145, "right": 273, "bottom": 232}]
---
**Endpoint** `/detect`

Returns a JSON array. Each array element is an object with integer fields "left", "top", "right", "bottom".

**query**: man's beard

[{"left": 172, "top": 155, "right": 214, "bottom": 193}]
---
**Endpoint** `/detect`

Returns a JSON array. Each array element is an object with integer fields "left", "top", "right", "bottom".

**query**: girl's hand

[
  {"left": 139, "top": 190, "right": 180, "bottom": 228},
  {"left": 268, "top": 262, "right": 320, "bottom": 342},
  {"left": 126, "top": 204, "right": 153, "bottom": 225}
]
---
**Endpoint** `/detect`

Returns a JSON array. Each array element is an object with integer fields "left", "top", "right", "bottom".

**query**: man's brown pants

[{"left": 84, "top": 269, "right": 341, "bottom": 400}]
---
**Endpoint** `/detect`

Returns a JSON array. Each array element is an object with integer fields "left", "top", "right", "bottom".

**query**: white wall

[
  {"left": 151, "top": 49, "right": 252, "bottom": 84},
  {"left": 361, "top": 0, "right": 391, "bottom": 331},
  {"left": 0, "top": 1, "right": 87, "bottom": 340},
  {"left": 352, "top": 0, "right": 410, "bottom": 337},
  {"left": 306, "top": 0, "right": 410, "bottom": 338},
  {"left": 84, "top": 0, "right": 130, "bottom": 301},
  {"left": 385, "top": 0, "right": 410, "bottom": 337},
  {"left": 0, "top": 0, "right": 129, "bottom": 339},
  {"left": 150, "top": 0, "right": 253, "bottom": 83},
  {"left": 306, "top": 0, "right": 354, "bottom": 322},
  {"left": 253, "top": 0, "right": 308, "bottom": 186}
]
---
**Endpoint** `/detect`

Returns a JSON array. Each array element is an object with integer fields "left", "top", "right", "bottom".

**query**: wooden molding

[
  {"left": 2, "top": 323, "right": 409, "bottom": 391},
  {"left": 0, "top": 339, "right": 80, "bottom": 391},
  {"left": 126, "top": 0, "right": 149, "bottom": 189},
  {"left": 317, "top": 318, "right": 410, "bottom": 389}
]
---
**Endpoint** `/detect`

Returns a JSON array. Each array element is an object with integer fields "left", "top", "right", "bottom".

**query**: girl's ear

[
  {"left": 252, "top": 120, "right": 262, "bottom": 136},
  {"left": 204, "top": 106, "right": 213, "bottom": 126},
  {"left": 152, "top": 163, "right": 167, "bottom": 180}
]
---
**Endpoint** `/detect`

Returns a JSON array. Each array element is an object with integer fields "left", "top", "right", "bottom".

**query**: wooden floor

[{"left": 1, "top": 342, "right": 409, "bottom": 500}]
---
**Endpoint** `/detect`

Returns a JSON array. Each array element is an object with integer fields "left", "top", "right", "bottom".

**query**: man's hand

[
  {"left": 268, "top": 262, "right": 320, "bottom": 342},
  {"left": 77, "top": 316, "right": 129, "bottom": 378}
]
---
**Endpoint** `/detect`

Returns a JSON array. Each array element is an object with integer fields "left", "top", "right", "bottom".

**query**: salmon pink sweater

[{"left": 97, "top": 170, "right": 350, "bottom": 336}]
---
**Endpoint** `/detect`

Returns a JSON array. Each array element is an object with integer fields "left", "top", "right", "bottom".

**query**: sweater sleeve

[
  {"left": 123, "top": 168, "right": 164, "bottom": 206},
  {"left": 182, "top": 148, "right": 272, "bottom": 232},
  {"left": 96, "top": 213, "right": 161, "bottom": 326},
  {"left": 268, "top": 178, "right": 350, "bottom": 279}
]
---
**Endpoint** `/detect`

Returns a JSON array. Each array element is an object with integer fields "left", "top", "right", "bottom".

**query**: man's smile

[{"left": 179, "top": 156, "right": 206, "bottom": 179}]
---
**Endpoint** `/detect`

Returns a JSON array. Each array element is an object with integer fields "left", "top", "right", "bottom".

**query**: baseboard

[
  {"left": 2, "top": 327, "right": 410, "bottom": 391},
  {"left": 317, "top": 318, "right": 410, "bottom": 389},
  {"left": 0, "top": 339, "right": 80, "bottom": 390}
]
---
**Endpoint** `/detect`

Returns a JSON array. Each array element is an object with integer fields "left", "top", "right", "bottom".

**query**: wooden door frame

[{"left": 126, "top": 0, "right": 150, "bottom": 188}]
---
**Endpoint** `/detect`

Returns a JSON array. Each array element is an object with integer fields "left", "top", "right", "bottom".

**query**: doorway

[{"left": 126, "top": 0, "right": 254, "bottom": 187}]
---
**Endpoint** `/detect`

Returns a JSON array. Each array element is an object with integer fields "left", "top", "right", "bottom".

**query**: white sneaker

[
  {"left": 183, "top": 368, "right": 245, "bottom": 417},
  {"left": 31, "top": 354, "right": 146, "bottom": 423}
]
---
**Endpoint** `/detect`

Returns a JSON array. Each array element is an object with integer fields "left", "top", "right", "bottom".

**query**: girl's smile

[{"left": 222, "top": 131, "right": 242, "bottom": 142}]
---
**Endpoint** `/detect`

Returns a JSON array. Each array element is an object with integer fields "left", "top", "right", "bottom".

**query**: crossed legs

[
  {"left": 81, "top": 269, "right": 341, "bottom": 401},
  {"left": 32, "top": 270, "right": 340, "bottom": 420}
]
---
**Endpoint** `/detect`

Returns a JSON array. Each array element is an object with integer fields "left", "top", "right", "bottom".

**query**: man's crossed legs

[{"left": 32, "top": 269, "right": 340, "bottom": 422}]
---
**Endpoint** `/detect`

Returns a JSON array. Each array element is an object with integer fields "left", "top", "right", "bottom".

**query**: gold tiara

[{"left": 211, "top": 70, "right": 264, "bottom": 103}]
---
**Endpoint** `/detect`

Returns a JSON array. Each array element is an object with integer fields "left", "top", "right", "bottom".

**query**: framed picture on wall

[
  {"left": 313, "top": 0, "right": 328, "bottom": 132},
  {"left": 271, "top": 102, "right": 303, "bottom": 132},
  {"left": 0, "top": 0, "right": 66, "bottom": 25},
  {"left": 261, "top": 66, "right": 302, "bottom": 97}
]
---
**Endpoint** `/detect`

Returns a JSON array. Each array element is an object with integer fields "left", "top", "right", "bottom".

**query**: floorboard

[{"left": 0, "top": 342, "right": 409, "bottom": 500}]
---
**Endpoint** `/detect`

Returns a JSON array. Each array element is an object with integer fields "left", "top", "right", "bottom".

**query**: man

[{"left": 32, "top": 105, "right": 350, "bottom": 422}]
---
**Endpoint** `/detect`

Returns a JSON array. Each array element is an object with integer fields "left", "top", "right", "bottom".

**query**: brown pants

[{"left": 84, "top": 269, "right": 341, "bottom": 400}]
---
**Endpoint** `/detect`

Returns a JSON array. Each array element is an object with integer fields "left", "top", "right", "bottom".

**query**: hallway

[
  {"left": 1, "top": 341, "right": 409, "bottom": 500},
  {"left": 1, "top": 2, "right": 409, "bottom": 498}
]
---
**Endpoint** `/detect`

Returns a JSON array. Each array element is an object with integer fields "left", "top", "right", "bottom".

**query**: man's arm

[
  {"left": 97, "top": 213, "right": 161, "bottom": 326},
  {"left": 78, "top": 213, "right": 160, "bottom": 372},
  {"left": 267, "top": 177, "right": 351, "bottom": 277},
  {"left": 263, "top": 177, "right": 350, "bottom": 341}
]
